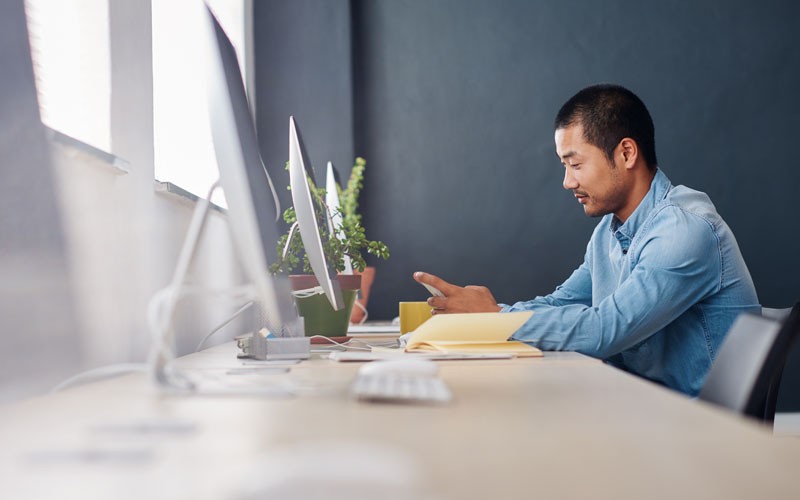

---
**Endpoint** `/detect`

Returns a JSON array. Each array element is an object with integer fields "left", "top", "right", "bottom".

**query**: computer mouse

[{"left": 358, "top": 359, "right": 439, "bottom": 378}]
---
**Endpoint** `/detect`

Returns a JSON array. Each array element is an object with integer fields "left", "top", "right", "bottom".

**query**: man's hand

[{"left": 413, "top": 272, "right": 502, "bottom": 314}]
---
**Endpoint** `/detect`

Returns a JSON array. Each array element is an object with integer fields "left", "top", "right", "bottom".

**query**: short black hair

[{"left": 555, "top": 84, "right": 657, "bottom": 169}]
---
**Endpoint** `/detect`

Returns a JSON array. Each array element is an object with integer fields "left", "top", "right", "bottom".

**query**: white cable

[
  {"left": 281, "top": 221, "right": 300, "bottom": 261},
  {"left": 196, "top": 301, "right": 254, "bottom": 351},
  {"left": 51, "top": 363, "right": 147, "bottom": 393},
  {"left": 352, "top": 300, "right": 368, "bottom": 324},
  {"left": 146, "top": 283, "right": 255, "bottom": 358},
  {"left": 364, "top": 341, "right": 400, "bottom": 349},
  {"left": 308, "top": 335, "right": 371, "bottom": 351},
  {"left": 149, "top": 182, "right": 222, "bottom": 390},
  {"left": 146, "top": 287, "right": 178, "bottom": 386},
  {"left": 147, "top": 284, "right": 257, "bottom": 374},
  {"left": 292, "top": 286, "right": 325, "bottom": 298}
]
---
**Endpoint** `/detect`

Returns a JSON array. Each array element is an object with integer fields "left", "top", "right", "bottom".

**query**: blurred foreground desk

[{"left": 2, "top": 343, "right": 800, "bottom": 500}]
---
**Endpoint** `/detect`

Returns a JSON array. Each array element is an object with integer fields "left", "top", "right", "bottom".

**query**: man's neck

[{"left": 614, "top": 168, "right": 657, "bottom": 224}]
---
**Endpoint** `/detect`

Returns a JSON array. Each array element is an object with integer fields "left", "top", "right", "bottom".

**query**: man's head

[
  {"left": 555, "top": 84, "right": 657, "bottom": 169},
  {"left": 554, "top": 84, "right": 657, "bottom": 221}
]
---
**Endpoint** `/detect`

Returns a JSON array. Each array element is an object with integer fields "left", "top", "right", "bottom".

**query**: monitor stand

[{"left": 148, "top": 181, "right": 309, "bottom": 396}]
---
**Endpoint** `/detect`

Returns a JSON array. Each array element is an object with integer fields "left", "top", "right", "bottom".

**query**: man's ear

[{"left": 618, "top": 138, "right": 638, "bottom": 169}]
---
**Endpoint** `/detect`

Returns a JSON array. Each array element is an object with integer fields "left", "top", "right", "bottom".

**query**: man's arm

[
  {"left": 503, "top": 259, "right": 593, "bottom": 311},
  {"left": 414, "top": 245, "right": 593, "bottom": 314},
  {"left": 512, "top": 208, "right": 722, "bottom": 358}
]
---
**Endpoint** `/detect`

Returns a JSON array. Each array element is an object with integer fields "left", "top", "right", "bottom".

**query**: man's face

[{"left": 555, "top": 123, "right": 629, "bottom": 219}]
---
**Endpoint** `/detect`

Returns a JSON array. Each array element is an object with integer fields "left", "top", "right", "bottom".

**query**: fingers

[
  {"left": 427, "top": 296, "right": 447, "bottom": 310},
  {"left": 413, "top": 271, "right": 459, "bottom": 295},
  {"left": 425, "top": 282, "right": 501, "bottom": 314}
]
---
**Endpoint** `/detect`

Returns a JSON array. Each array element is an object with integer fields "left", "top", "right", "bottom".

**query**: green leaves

[
  {"left": 269, "top": 157, "right": 390, "bottom": 275},
  {"left": 340, "top": 156, "right": 365, "bottom": 229}
]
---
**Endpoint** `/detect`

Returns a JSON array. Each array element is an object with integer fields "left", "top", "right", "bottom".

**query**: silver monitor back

[
  {"left": 325, "top": 161, "right": 353, "bottom": 275},
  {"left": 288, "top": 116, "right": 344, "bottom": 310},
  {"left": 204, "top": 6, "right": 298, "bottom": 335}
]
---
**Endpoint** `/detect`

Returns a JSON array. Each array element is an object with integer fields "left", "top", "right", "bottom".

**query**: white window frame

[{"left": 152, "top": 0, "right": 255, "bottom": 207}]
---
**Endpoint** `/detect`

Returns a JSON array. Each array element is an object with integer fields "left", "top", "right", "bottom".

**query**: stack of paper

[{"left": 405, "top": 312, "right": 541, "bottom": 357}]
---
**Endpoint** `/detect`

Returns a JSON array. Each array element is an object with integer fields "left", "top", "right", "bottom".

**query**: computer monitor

[
  {"left": 204, "top": 6, "right": 343, "bottom": 330},
  {"left": 325, "top": 161, "right": 353, "bottom": 275},
  {"left": 288, "top": 117, "right": 344, "bottom": 310},
  {"left": 204, "top": 5, "right": 298, "bottom": 336}
]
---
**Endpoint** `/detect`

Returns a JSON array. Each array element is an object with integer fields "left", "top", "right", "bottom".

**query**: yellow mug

[{"left": 399, "top": 301, "right": 433, "bottom": 334}]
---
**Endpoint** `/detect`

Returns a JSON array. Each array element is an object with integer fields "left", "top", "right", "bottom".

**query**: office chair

[
  {"left": 762, "top": 307, "right": 792, "bottom": 321},
  {"left": 698, "top": 303, "right": 800, "bottom": 425}
]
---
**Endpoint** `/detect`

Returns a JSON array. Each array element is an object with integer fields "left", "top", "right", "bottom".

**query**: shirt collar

[{"left": 610, "top": 168, "right": 672, "bottom": 240}]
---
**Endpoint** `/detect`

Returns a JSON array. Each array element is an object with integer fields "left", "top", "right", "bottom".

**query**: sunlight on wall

[{"left": 24, "top": 0, "right": 111, "bottom": 152}]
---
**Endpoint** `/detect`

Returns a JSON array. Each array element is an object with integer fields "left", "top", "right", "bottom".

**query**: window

[
  {"left": 25, "top": 0, "right": 252, "bottom": 205},
  {"left": 152, "top": 0, "right": 252, "bottom": 206},
  {"left": 24, "top": 0, "right": 112, "bottom": 153}
]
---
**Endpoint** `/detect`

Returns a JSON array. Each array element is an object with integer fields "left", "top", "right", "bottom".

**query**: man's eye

[{"left": 569, "top": 163, "right": 580, "bottom": 169}]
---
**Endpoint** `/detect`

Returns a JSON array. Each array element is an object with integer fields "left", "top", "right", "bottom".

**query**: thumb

[{"left": 413, "top": 271, "right": 460, "bottom": 295}]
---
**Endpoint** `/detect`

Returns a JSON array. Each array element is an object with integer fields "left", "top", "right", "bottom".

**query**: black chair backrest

[{"left": 699, "top": 303, "right": 800, "bottom": 424}]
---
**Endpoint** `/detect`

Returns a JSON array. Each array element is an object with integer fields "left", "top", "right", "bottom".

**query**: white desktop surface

[{"left": 1, "top": 342, "right": 799, "bottom": 500}]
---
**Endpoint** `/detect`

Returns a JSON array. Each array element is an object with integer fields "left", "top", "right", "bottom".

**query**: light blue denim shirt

[{"left": 503, "top": 169, "right": 759, "bottom": 396}]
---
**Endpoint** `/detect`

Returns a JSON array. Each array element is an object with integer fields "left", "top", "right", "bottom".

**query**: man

[{"left": 414, "top": 84, "right": 759, "bottom": 396}]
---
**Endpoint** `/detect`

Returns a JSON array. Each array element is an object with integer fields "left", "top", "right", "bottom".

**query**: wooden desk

[{"left": 1, "top": 343, "right": 799, "bottom": 499}]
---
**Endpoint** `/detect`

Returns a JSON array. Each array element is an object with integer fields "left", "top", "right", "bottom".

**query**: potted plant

[{"left": 270, "top": 157, "right": 389, "bottom": 336}]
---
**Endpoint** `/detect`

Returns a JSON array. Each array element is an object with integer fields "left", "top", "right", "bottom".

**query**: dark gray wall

[
  {"left": 255, "top": 0, "right": 800, "bottom": 409},
  {"left": 254, "top": 0, "right": 354, "bottom": 212}
]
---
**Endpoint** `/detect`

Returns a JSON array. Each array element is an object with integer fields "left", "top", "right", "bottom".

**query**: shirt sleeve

[
  {"left": 508, "top": 207, "right": 722, "bottom": 358},
  {"left": 501, "top": 258, "right": 593, "bottom": 311}
]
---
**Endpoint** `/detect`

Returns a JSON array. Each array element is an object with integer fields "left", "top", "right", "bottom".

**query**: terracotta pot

[
  {"left": 289, "top": 274, "right": 362, "bottom": 337},
  {"left": 350, "top": 266, "right": 376, "bottom": 324}
]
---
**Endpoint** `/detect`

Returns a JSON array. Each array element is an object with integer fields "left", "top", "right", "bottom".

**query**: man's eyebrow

[{"left": 558, "top": 151, "right": 577, "bottom": 160}]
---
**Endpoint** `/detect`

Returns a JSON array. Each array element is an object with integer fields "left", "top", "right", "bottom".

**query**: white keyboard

[{"left": 350, "top": 374, "right": 453, "bottom": 404}]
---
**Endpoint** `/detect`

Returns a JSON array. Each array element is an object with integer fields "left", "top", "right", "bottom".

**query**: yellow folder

[{"left": 405, "top": 312, "right": 541, "bottom": 357}]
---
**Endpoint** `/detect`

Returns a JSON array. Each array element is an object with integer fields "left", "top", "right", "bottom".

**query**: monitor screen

[
  {"left": 204, "top": 5, "right": 343, "bottom": 332},
  {"left": 204, "top": 5, "right": 298, "bottom": 335}
]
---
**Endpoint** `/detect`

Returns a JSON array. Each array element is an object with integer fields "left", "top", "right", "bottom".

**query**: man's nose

[{"left": 563, "top": 168, "right": 578, "bottom": 190}]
